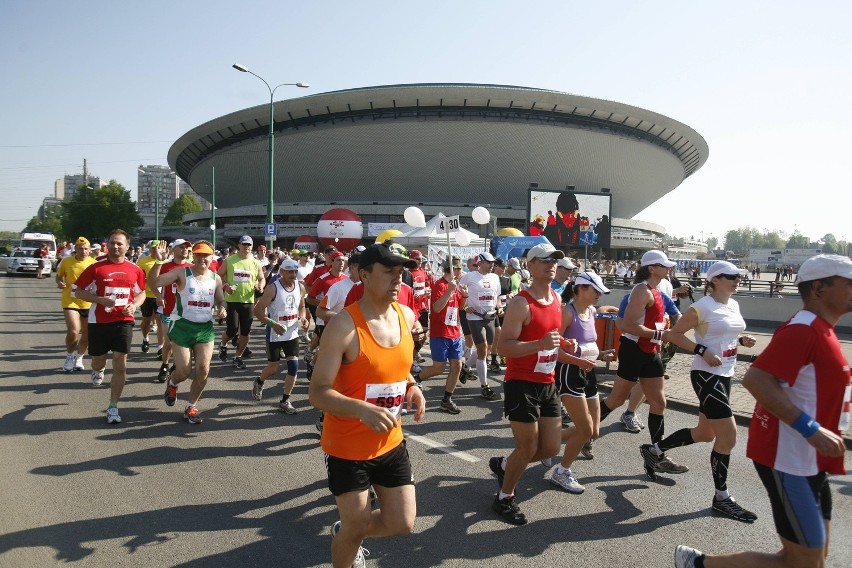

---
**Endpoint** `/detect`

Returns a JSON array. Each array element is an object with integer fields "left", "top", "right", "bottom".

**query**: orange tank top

[{"left": 320, "top": 301, "right": 414, "bottom": 460}]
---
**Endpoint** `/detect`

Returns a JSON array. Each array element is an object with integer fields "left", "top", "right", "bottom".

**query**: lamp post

[
  {"left": 210, "top": 166, "right": 216, "bottom": 249},
  {"left": 232, "top": 64, "right": 309, "bottom": 250}
]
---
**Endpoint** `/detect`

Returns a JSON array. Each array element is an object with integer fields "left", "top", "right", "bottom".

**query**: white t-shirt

[
  {"left": 657, "top": 278, "right": 674, "bottom": 300},
  {"left": 323, "top": 278, "right": 356, "bottom": 320},
  {"left": 459, "top": 271, "right": 500, "bottom": 321},
  {"left": 297, "top": 261, "right": 314, "bottom": 282},
  {"left": 690, "top": 295, "right": 746, "bottom": 377}
]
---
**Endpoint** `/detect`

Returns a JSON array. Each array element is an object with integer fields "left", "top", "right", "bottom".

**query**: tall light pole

[
  {"left": 232, "top": 64, "right": 309, "bottom": 249},
  {"left": 210, "top": 166, "right": 216, "bottom": 249}
]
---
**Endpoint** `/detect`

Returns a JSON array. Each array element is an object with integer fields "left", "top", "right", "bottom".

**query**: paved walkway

[{"left": 596, "top": 327, "right": 852, "bottom": 441}]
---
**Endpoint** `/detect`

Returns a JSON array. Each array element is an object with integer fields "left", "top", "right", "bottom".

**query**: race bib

[
  {"left": 577, "top": 341, "right": 600, "bottom": 362},
  {"left": 838, "top": 384, "right": 851, "bottom": 432},
  {"left": 232, "top": 269, "right": 251, "bottom": 283},
  {"left": 533, "top": 347, "right": 558, "bottom": 374},
  {"left": 365, "top": 381, "right": 407, "bottom": 419},
  {"left": 104, "top": 286, "right": 130, "bottom": 307},
  {"left": 650, "top": 321, "right": 665, "bottom": 344},
  {"left": 718, "top": 339, "right": 738, "bottom": 375},
  {"left": 444, "top": 306, "right": 458, "bottom": 327}
]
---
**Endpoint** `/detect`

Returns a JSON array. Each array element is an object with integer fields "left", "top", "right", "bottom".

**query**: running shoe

[
  {"left": 233, "top": 356, "right": 246, "bottom": 369},
  {"left": 157, "top": 364, "right": 169, "bottom": 383},
  {"left": 231, "top": 335, "right": 238, "bottom": 347},
  {"left": 561, "top": 406, "right": 573, "bottom": 427},
  {"left": 218, "top": 344, "right": 228, "bottom": 362},
  {"left": 656, "top": 455, "right": 690, "bottom": 474},
  {"left": 481, "top": 386, "right": 499, "bottom": 400},
  {"left": 416, "top": 354, "right": 426, "bottom": 364},
  {"left": 62, "top": 354, "right": 75, "bottom": 373},
  {"left": 73, "top": 354, "right": 85, "bottom": 371},
  {"left": 315, "top": 419, "right": 323, "bottom": 433},
  {"left": 550, "top": 467, "right": 585, "bottom": 494},
  {"left": 712, "top": 496, "right": 758, "bottom": 523},
  {"left": 279, "top": 400, "right": 297, "bottom": 414},
  {"left": 499, "top": 357, "right": 506, "bottom": 367},
  {"left": 411, "top": 362, "right": 422, "bottom": 374},
  {"left": 620, "top": 411, "right": 642, "bottom": 433},
  {"left": 164, "top": 381, "right": 178, "bottom": 406},
  {"left": 639, "top": 444, "right": 659, "bottom": 481},
  {"left": 106, "top": 407, "right": 121, "bottom": 424},
  {"left": 141, "top": 339, "right": 150, "bottom": 353},
  {"left": 458, "top": 365, "right": 469, "bottom": 385},
  {"left": 242, "top": 347, "right": 253, "bottom": 359},
  {"left": 156, "top": 347, "right": 163, "bottom": 358},
  {"left": 674, "top": 545, "right": 703, "bottom": 568},
  {"left": 91, "top": 369, "right": 105, "bottom": 387},
  {"left": 184, "top": 406, "right": 202, "bottom": 424},
  {"left": 492, "top": 494, "right": 528, "bottom": 526},
  {"left": 635, "top": 414, "right": 646, "bottom": 430},
  {"left": 330, "top": 521, "right": 369, "bottom": 568},
  {"left": 581, "top": 441, "right": 595, "bottom": 459},
  {"left": 440, "top": 398, "right": 461, "bottom": 414},
  {"left": 252, "top": 377, "right": 264, "bottom": 401},
  {"left": 489, "top": 456, "right": 506, "bottom": 488},
  {"left": 540, "top": 456, "right": 556, "bottom": 468},
  {"left": 488, "top": 361, "right": 502, "bottom": 373}
]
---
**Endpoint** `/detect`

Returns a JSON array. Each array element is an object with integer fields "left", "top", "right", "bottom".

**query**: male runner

[
  {"left": 74, "top": 229, "right": 147, "bottom": 424},
  {"left": 218, "top": 235, "right": 264, "bottom": 369},
  {"left": 136, "top": 241, "right": 167, "bottom": 355},
  {"left": 154, "top": 240, "right": 193, "bottom": 382},
  {"left": 309, "top": 242, "right": 425, "bottom": 568},
  {"left": 55, "top": 236, "right": 95, "bottom": 372},
  {"left": 459, "top": 252, "right": 502, "bottom": 399}
]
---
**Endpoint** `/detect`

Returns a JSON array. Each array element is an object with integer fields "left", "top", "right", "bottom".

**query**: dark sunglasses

[
  {"left": 535, "top": 258, "right": 558, "bottom": 264},
  {"left": 718, "top": 273, "right": 741, "bottom": 280}
]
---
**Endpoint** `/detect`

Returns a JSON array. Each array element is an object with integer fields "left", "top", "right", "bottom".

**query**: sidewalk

[{"left": 596, "top": 327, "right": 852, "bottom": 444}]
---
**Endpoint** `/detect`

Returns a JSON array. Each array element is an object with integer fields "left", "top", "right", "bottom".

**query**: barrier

[{"left": 595, "top": 313, "right": 621, "bottom": 368}]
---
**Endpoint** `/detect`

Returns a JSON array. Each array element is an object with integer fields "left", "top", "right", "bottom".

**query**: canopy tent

[{"left": 394, "top": 213, "right": 484, "bottom": 248}]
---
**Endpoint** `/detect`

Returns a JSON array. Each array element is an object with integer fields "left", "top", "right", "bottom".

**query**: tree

[
  {"left": 24, "top": 214, "right": 63, "bottom": 238},
  {"left": 785, "top": 232, "right": 810, "bottom": 249},
  {"left": 707, "top": 237, "right": 718, "bottom": 250},
  {"left": 61, "top": 181, "right": 143, "bottom": 242},
  {"left": 820, "top": 233, "right": 838, "bottom": 254},
  {"left": 163, "top": 194, "right": 202, "bottom": 225}
]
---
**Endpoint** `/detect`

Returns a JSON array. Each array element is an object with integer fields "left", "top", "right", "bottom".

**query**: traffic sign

[{"left": 264, "top": 223, "right": 278, "bottom": 237}]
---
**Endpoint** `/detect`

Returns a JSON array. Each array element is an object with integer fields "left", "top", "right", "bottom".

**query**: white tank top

[
  {"left": 173, "top": 268, "right": 217, "bottom": 323},
  {"left": 268, "top": 279, "right": 301, "bottom": 342},
  {"left": 690, "top": 295, "right": 746, "bottom": 377}
]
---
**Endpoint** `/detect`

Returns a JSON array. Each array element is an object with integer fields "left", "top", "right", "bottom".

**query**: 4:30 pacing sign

[{"left": 437, "top": 215, "right": 460, "bottom": 233}]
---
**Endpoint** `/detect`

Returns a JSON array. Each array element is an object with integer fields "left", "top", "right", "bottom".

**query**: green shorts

[{"left": 168, "top": 318, "right": 215, "bottom": 348}]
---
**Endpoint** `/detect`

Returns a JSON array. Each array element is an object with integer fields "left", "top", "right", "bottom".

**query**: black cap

[
  {"left": 324, "top": 245, "right": 338, "bottom": 254},
  {"left": 359, "top": 243, "right": 417, "bottom": 270},
  {"left": 347, "top": 253, "right": 361, "bottom": 266},
  {"left": 493, "top": 258, "right": 506, "bottom": 267}
]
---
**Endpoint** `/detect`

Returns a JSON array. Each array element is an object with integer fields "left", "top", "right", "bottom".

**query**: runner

[
  {"left": 136, "top": 241, "right": 167, "bottom": 356},
  {"left": 252, "top": 258, "right": 308, "bottom": 414},
  {"left": 73, "top": 229, "right": 147, "bottom": 424},
  {"left": 597, "top": 250, "right": 689, "bottom": 478},
  {"left": 646, "top": 261, "right": 758, "bottom": 521},
  {"left": 154, "top": 240, "right": 193, "bottom": 382},
  {"left": 458, "top": 252, "right": 502, "bottom": 400},
  {"left": 149, "top": 241, "right": 226, "bottom": 424},
  {"left": 414, "top": 255, "right": 465, "bottom": 414},
  {"left": 408, "top": 249, "right": 432, "bottom": 366},
  {"left": 217, "top": 235, "right": 265, "bottom": 369},
  {"left": 675, "top": 254, "right": 851, "bottom": 567},
  {"left": 489, "top": 243, "right": 577, "bottom": 525},
  {"left": 308, "top": 242, "right": 425, "bottom": 568},
  {"left": 55, "top": 236, "right": 96, "bottom": 372}
]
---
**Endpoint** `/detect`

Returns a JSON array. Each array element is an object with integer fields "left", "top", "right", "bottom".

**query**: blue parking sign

[{"left": 264, "top": 223, "right": 278, "bottom": 237}]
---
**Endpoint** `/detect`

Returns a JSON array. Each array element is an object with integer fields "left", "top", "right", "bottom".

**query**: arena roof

[{"left": 168, "top": 83, "right": 708, "bottom": 218}]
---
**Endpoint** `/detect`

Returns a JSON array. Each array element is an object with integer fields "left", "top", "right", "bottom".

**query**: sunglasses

[
  {"left": 718, "top": 274, "right": 741, "bottom": 280},
  {"left": 534, "top": 258, "right": 558, "bottom": 264}
]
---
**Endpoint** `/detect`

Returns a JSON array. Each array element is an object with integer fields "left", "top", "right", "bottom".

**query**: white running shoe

[
  {"left": 74, "top": 355, "right": 85, "bottom": 371},
  {"left": 62, "top": 354, "right": 75, "bottom": 373},
  {"left": 674, "top": 545, "right": 703, "bottom": 568},
  {"left": 620, "top": 411, "right": 642, "bottom": 433},
  {"left": 91, "top": 369, "right": 105, "bottom": 386},
  {"left": 106, "top": 407, "right": 121, "bottom": 424},
  {"left": 550, "top": 467, "right": 585, "bottom": 494}
]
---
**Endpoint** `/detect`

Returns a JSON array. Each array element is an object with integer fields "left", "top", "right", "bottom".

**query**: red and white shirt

[
  {"left": 429, "top": 277, "right": 463, "bottom": 340},
  {"left": 746, "top": 310, "right": 851, "bottom": 476},
  {"left": 410, "top": 267, "right": 432, "bottom": 313},
  {"left": 157, "top": 260, "right": 192, "bottom": 316},
  {"left": 75, "top": 258, "right": 146, "bottom": 324}
]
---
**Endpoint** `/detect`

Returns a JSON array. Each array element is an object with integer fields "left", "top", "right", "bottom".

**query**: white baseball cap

[
  {"left": 706, "top": 261, "right": 741, "bottom": 280},
  {"left": 795, "top": 254, "right": 852, "bottom": 284},
  {"left": 519, "top": 269, "right": 531, "bottom": 280},
  {"left": 574, "top": 271, "right": 610, "bottom": 294},
  {"left": 508, "top": 258, "right": 522, "bottom": 270},
  {"left": 526, "top": 243, "right": 565, "bottom": 261},
  {"left": 477, "top": 252, "right": 496, "bottom": 263},
  {"left": 280, "top": 259, "right": 300, "bottom": 271},
  {"left": 556, "top": 258, "right": 576, "bottom": 270},
  {"left": 172, "top": 238, "right": 191, "bottom": 248},
  {"left": 239, "top": 235, "right": 253, "bottom": 245},
  {"left": 640, "top": 250, "right": 675, "bottom": 268}
]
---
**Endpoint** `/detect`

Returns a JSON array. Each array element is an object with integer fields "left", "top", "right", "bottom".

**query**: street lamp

[{"left": 232, "top": 63, "right": 309, "bottom": 249}]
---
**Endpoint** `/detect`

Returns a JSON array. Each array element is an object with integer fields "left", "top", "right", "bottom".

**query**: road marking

[{"left": 406, "top": 434, "right": 480, "bottom": 463}]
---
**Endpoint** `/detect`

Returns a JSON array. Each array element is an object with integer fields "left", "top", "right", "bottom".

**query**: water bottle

[{"left": 104, "top": 292, "right": 115, "bottom": 313}]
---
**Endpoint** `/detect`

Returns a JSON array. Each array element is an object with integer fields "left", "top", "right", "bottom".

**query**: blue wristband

[{"left": 790, "top": 412, "right": 820, "bottom": 438}]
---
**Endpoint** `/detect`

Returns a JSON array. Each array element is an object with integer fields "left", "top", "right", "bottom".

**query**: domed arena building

[{"left": 167, "top": 83, "right": 708, "bottom": 256}]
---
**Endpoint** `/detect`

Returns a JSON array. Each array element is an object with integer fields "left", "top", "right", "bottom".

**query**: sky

[{"left": 2, "top": 0, "right": 850, "bottom": 246}]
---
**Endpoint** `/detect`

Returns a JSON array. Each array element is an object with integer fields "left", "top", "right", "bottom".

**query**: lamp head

[
  {"left": 232, "top": 64, "right": 248, "bottom": 72},
  {"left": 296, "top": 82, "right": 310, "bottom": 88}
]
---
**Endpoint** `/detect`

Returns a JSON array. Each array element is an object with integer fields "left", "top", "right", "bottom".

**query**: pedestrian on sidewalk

[{"left": 675, "top": 254, "right": 852, "bottom": 568}]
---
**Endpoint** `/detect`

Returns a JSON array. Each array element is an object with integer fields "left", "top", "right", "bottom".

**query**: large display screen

[{"left": 527, "top": 188, "right": 612, "bottom": 249}]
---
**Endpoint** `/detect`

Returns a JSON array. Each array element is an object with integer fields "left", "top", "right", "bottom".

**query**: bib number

[
  {"left": 533, "top": 347, "right": 558, "bottom": 374},
  {"left": 365, "top": 381, "right": 406, "bottom": 419}
]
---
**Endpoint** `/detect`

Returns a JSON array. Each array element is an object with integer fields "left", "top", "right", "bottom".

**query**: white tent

[{"left": 395, "top": 213, "right": 483, "bottom": 247}]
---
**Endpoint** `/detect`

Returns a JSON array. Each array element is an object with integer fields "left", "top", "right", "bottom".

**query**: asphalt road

[{"left": 1, "top": 275, "right": 850, "bottom": 567}]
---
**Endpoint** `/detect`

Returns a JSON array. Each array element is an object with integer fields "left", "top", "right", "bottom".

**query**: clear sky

[{"left": 2, "top": 1, "right": 850, "bottom": 246}]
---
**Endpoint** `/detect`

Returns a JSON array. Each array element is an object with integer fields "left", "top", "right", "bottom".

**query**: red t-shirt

[
  {"left": 345, "top": 281, "right": 415, "bottom": 311},
  {"left": 410, "top": 268, "right": 432, "bottom": 313},
  {"left": 75, "top": 258, "right": 146, "bottom": 324},
  {"left": 429, "top": 277, "right": 462, "bottom": 339},
  {"left": 159, "top": 260, "right": 192, "bottom": 316},
  {"left": 309, "top": 272, "right": 347, "bottom": 301},
  {"left": 504, "top": 289, "right": 562, "bottom": 384},
  {"left": 304, "top": 264, "right": 330, "bottom": 287},
  {"left": 746, "top": 310, "right": 851, "bottom": 476}
]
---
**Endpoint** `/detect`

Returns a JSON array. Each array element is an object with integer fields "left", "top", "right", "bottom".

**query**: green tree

[
  {"left": 820, "top": 233, "right": 838, "bottom": 253},
  {"left": 723, "top": 227, "right": 761, "bottom": 255},
  {"left": 707, "top": 237, "right": 718, "bottom": 250},
  {"left": 61, "top": 181, "right": 143, "bottom": 241},
  {"left": 24, "top": 214, "right": 63, "bottom": 237},
  {"left": 785, "top": 232, "right": 810, "bottom": 249},
  {"left": 163, "top": 194, "right": 202, "bottom": 225}
]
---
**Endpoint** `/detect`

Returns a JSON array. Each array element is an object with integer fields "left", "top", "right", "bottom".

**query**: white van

[{"left": 18, "top": 232, "right": 57, "bottom": 276}]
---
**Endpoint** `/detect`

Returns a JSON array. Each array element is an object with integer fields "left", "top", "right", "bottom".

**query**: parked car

[{"left": 4, "top": 249, "right": 51, "bottom": 277}]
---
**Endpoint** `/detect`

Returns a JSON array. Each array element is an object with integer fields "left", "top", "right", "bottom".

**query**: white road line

[{"left": 406, "top": 434, "right": 481, "bottom": 463}]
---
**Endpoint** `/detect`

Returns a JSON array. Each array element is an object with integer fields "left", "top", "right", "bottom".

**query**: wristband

[
  {"left": 737, "top": 336, "right": 745, "bottom": 346},
  {"left": 651, "top": 329, "right": 663, "bottom": 342},
  {"left": 266, "top": 320, "right": 275, "bottom": 328},
  {"left": 406, "top": 382, "right": 417, "bottom": 392},
  {"left": 694, "top": 344, "right": 707, "bottom": 356},
  {"left": 790, "top": 412, "right": 821, "bottom": 438}
]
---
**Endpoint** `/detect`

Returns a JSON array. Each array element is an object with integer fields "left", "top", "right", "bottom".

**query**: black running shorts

[
  {"left": 690, "top": 370, "right": 733, "bottom": 419},
  {"left": 140, "top": 297, "right": 158, "bottom": 318},
  {"left": 325, "top": 440, "right": 413, "bottom": 496},
  {"left": 266, "top": 338, "right": 300, "bottom": 361},
  {"left": 616, "top": 338, "right": 664, "bottom": 381},
  {"left": 555, "top": 362, "right": 599, "bottom": 399},
  {"left": 503, "top": 379, "right": 561, "bottom": 423},
  {"left": 88, "top": 322, "right": 134, "bottom": 356},
  {"left": 225, "top": 302, "right": 253, "bottom": 338}
]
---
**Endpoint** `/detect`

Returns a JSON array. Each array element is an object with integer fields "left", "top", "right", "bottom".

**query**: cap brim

[
  {"left": 661, "top": 260, "right": 676, "bottom": 268},
  {"left": 382, "top": 258, "right": 418, "bottom": 269}
]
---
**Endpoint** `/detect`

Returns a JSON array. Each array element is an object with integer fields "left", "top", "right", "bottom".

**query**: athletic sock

[
  {"left": 599, "top": 400, "right": 613, "bottom": 421},
  {"left": 466, "top": 350, "right": 478, "bottom": 369},
  {"left": 657, "top": 428, "right": 695, "bottom": 452},
  {"left": 500, "top": 457, "right": 508, "bottom": 470},
  {"left": 443, "top": 391, "right": 452, "bottom": 402},
  {"left": 711, "top": 451, "right": 731, "bottom": 493},
  {"left": 490, "top": 354, "right": 498, "bottom": 364},
  {"left": 498, "top": 491, "right": 513, "bottom": 500},
  {"left": 476, "top": 359, "right": 488, "bottom": 387},
  {"left": 647, "top": 412, "right": 665, "bottom": 445},
  {"left": 281, "top": 394, "right": 290, "bottom": 403}
]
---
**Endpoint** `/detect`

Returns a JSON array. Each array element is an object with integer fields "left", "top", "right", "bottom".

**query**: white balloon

[
  {"left": 472, "top": 206, "right": 491, "bottom": 225},
  {"left": 454, "top": 230, "right": 471, "bottom": 247},
  {"left": 404, "top": 206, "right": 427, "bottom": 228}
]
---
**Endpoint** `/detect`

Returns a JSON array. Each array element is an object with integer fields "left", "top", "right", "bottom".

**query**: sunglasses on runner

[{"left": 718, "top": 274, "right": 741, "bottom": 280}]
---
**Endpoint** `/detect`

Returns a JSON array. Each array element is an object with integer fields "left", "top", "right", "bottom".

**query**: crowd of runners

[{"left": 51, "top": 231, "right": 850, "bottom": 568}]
